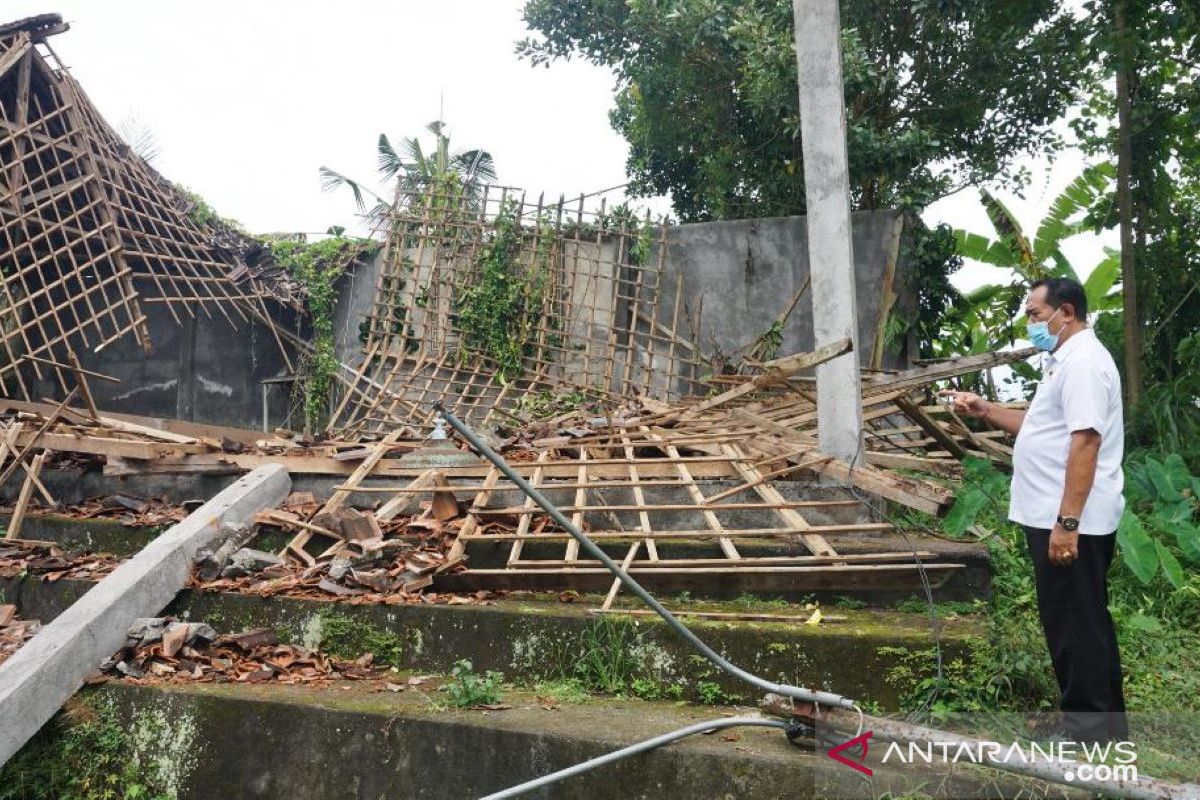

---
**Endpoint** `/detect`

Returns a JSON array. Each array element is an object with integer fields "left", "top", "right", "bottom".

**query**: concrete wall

[
  {"left": 655, "top": 209, "right": 914, "bottom": 372},
  {"left": 18, "top": 301, "right": 299, "bottom": 431},
  {"left": 9, "top": 211, "right": 916, "bottom": 429}
]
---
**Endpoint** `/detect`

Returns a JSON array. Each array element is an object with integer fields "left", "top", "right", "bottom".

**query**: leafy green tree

[
  {"left": 954, "top": 162, "right": 1122, "bottom": 314},
  {"left": 518, "top": 0, "right": 1089, "bottom": 221},
  {"left": 942, "top": 165, "right": 1122, "bottom": 395},
  {"left": 1076, "top": 1, "right": 1200, "bottom": 412}
]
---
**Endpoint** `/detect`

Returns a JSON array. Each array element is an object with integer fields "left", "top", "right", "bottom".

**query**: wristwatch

[{"left": 1056, "top": 515, "right": 1080, "bottom": 532}]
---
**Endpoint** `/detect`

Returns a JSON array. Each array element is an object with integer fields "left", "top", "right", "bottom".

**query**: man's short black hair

[{"left": 1030, "top": 276, "right": 1088, "bottom": 320}]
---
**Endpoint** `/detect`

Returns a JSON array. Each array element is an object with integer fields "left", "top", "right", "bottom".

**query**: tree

[
  {"left": 948, "top": 164, "right": 1123, "bottom": 395},
  {"left": 320, "top": 121, "right": 496, "bottom": 227},
  {"left": 1076, "top": 0, "right": 1200, "bottom": 419},
  {"left": 518, "top": 0, "right": 1090, "bottom": 221}
]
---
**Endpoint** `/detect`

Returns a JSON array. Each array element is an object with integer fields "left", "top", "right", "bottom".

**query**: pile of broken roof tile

[{"left": 100, "top": 619, "right": 379, "bottom": 685}]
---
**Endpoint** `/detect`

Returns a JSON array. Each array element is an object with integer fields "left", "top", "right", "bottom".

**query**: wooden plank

[
  {"left": 443, "top": 465, "right": 502, "bottom": 570},
  {"left": 456, "top": 523, "right": 893, "bottom": 541},
  {"left": 682, "top": 337, "right": 852, "bottom": 417},
  {"left": 5, "top": 451, "right": 44, "bottom": 539},
  {"left": 862, "top": 348, "right": 1037, "bottom": 393},
  {"left": 509, "top": 551, "right": 935, "bottom": 568},
  {"left": 473, "top": 500, "right": 856, "bottom": 516},
  {"left": 375, "top": 469, "right": 440, "bottom": 522},
  {"left": 507, "top": 451, "right": 550, "bottom": 567},
  {"left": 864, "top": 451, "right": 963, "bottom": 478},
  {"left": 19, "top": 355, "right": 119, "bottom": 383},
  {"left": 722, "top": 444, "right": 836, "bottom": 558},
  {"left": 893, "top": 396, "right": 967, "bottom": 459},
  {"left": 65, "top": 350, "right": 98, "bottom": 420},
  {"left": 0, "top": 398, "right": 275, "bottom": 446},
  {"left": 446, "top": 563, "right": 963, "bottom": 594},
  {"left": 13, "top": 431, "right": 209, "bottom": 459},
  {"left": 284, "top": 430, "right": 403, "bottom": 558},
  {"left": 0, "top": 389, "right": 77, "bottom": 487}
]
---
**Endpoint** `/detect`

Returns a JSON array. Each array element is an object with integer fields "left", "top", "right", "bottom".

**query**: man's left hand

[{"left": 1049, "top": 525, "right": 1079, "bottom": 567}]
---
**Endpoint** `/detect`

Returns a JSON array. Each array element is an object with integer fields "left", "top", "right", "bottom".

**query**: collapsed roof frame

[{"left": 0, "top": 17, "right": 293, "bottom": 399}]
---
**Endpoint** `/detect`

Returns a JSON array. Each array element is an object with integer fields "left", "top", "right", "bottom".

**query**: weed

[
  {"left": 534, "top": 678, "right": 590, "bottom": 704},
  {"left": 0, "top": 698, "right": 172, "bottom": 800},
  {"left": 444, "top": 660, "right": 503, "bottom": 708},
  {"left": 833, "top": 596, "right": 868, "bottom": 610},
  {"left": 695, "top": 681, "right": 739, "bottom": 705}
]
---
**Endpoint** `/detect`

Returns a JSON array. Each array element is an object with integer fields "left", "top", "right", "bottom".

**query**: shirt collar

[{"left": 1046, "top": 326, "right": 1094, "bottom": 367}]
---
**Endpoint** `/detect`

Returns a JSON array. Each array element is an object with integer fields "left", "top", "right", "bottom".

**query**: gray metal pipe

[
  {"left": 434, "top": 404, "right": 855, "bottom": 710},
  {"left": 478, "top": 717, "right": 788, "bottom": 800}
]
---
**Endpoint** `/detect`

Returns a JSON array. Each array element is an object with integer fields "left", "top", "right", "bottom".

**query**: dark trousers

[{"left": 1024, "top": 526, "right": 1128, "bottom": 742}]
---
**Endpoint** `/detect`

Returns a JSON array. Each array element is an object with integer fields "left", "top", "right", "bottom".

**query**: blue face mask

[{"left": 1026, "top": 307, "right": 1062, "bottom": 352}]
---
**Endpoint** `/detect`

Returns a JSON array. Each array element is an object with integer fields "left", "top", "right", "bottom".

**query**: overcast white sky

[{"left": 11, "top": 0, "right": 1114, "bottom": 292}]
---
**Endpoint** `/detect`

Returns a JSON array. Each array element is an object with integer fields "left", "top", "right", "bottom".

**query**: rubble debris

[
  {"left": 0, "top": 606, "right": 39, "bottom": 668},
  {"left": 101, "top": 618, "right": 381, "bottom": 685},
  {"left": 0, "top": 541, "right": 121, "bottom": 582}
]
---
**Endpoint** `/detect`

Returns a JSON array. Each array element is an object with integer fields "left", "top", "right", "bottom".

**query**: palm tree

[{"left": 320, "top": 121, "right": 497, "bottom": 229}]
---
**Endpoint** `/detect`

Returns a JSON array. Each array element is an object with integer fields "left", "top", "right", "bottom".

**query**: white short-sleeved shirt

[{"left": 1009, "top": 328, "right": 1125, "bottom": 535}]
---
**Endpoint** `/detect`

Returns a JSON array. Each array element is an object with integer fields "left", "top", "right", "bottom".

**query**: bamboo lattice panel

[{"left": 329, "top": 186, "right": 707, "bottom": 433}]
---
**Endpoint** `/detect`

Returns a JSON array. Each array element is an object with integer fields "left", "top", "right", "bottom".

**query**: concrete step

[
  {"left": 1, "top": 573, "right": 980, "bottom": 709},
  {"left": 0, "top": 680, "right": 1007, "bottom": 800}
]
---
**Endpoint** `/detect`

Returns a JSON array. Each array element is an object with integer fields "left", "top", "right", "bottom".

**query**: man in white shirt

[{"left": 942, "top": 277, "right": 1127, "bottom": 744}]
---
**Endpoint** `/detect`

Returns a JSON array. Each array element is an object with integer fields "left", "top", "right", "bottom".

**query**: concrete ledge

[
  {"left": 5, "top": 681, "right": 1070, "bottom": 800},
  {"left": 0, "top": 465, "right": 291, "bottom": 766},
  {"left": 70, "top": 682, "right": 815, "bottom": 799},
  {"left": 0, "top": 575, "right": 978, "bottom": 709}
]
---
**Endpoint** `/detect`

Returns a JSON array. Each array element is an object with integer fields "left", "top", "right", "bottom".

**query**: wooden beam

[{"left": 683, "top": 337, "right": 853, "bottom": 417}]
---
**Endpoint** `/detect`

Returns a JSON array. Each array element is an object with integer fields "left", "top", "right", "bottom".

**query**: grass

[{"left": 444, "top": 660, "right": 504, "bottom": 708}]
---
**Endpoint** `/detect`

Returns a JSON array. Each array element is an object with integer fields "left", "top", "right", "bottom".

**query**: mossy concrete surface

[
  {"left": 1, "top": 575, "right": 979, "bottom": 709},
  {"left": 92, "top": 681, "right": 802, "bottom": 799},
  {"left": 0, "top": 513, "right": 165, "bottom": 555}
]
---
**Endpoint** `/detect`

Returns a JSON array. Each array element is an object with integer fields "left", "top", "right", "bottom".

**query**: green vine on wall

[
  {"left": 454, "top": 200, "right": 555, "bottom": 383},
  {"left": 270, "top": 237, "right": 375, "bottom": 433}
]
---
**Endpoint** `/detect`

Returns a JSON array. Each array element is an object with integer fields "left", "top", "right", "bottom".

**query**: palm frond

[
  {"left": 319, "top": 167, "right": 386, "bottom": 213},
  {"left": 400, "top": 136, "right": 430, "bottom": 179},
  {"left": 453, "top": 149, "right": 497, "bottom": 184},
  {"left": 377, "top": 134, "right": 405, "bottom": 181}
]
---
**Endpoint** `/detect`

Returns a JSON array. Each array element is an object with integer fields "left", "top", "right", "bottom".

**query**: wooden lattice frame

[
  {"left": 0, "top": 27, "right": 285, "bottom": 398},
  {"left": 329, "top": 185, "right": 706, "bottom": 433}
]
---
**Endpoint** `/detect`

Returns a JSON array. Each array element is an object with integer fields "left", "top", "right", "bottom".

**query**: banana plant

[{"left": 949, "top": 163, "right": 1122, "bottom": 342}]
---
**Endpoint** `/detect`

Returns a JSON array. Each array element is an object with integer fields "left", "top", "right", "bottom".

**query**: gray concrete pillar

[
  {"left": 793, "top": 0, "right": 863, "bottom": 462},
  {"left": 0, "top": 464, "right": 291, "bottom": 766}
]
